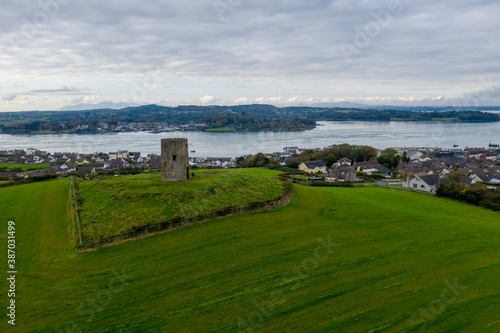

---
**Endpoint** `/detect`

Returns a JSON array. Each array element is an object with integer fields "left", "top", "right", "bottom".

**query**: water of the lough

[{"left": 0, "top": 120, "right": 499, "bottom": 157}]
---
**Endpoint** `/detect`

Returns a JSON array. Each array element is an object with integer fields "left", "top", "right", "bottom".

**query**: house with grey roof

[
  {"left": 402, "top": 174, "right": 440, "bottom": 193},
  {"left": 327, "top": 167, "right": 358, "bottom": 182},
  {"left": 356, "top": 161, "right": 391, "bottom": 176},
  {"left": 298, "top": 161, "right": 327, "bottom": 174}
]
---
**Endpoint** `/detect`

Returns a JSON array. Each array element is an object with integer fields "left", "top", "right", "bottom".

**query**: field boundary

[
  {"left": 69, "top": 176, "right": 83, "bottom": 247},
  {"left": 78, "top": 177, "right": 293, "bottom": 249}
]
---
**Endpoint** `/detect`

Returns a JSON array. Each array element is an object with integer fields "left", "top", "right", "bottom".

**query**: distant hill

[
  {"left": 58, "top": 101, "right": 140, "bottom": 111},
  {"left": 307, "top": 102, "right": 500, "bottom": 112},
  {"left": 1, "top": 104, "right": 499, "bottom": 134}
]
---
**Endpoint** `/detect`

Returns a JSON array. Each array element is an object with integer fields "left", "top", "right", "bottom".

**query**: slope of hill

[
  {"left": 0, "top": 172, "right": 499, "bottom": 332},
  {"left": 75, "top": 169, "right": 286, "bottom": 242}
]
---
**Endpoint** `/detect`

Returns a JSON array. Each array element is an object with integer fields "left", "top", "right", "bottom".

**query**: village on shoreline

[{"left": 1, "top": 143, "right": 499, "bottom": 193}]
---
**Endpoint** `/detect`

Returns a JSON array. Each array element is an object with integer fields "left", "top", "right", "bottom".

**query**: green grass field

[
  {"left": 76, "top": 169, "right": 285, "bottom": 240},
  {"left": 0, "top": 162, "right": 51, "bottom": 171},
  {"left": 431, "top": 118, "right": 458, "bottom": 122},
  {"left": 205, "top": 128, "right": 236, "bottom": 132},
  {"left": 0, "top": 171, "right": 499, "bottom": 332}
]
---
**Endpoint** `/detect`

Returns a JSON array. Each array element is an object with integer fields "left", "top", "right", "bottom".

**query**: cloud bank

[{"left": 1, "top": 0, "right": 499, "bottom": 110}]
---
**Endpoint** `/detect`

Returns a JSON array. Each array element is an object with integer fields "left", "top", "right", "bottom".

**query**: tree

[
  {"left": 358, "top": 145, "right": 377, "bottom": 161},
  {"left": 240, "top": 153, "right": 270, "bottom": 167},
  {"left": 436, "top": 173, "right": 464, "bottom": 199},
  {"left": 235, "top": 156, "right": 245, "bottom": 166},
  {"left": 377, "top": 148, "right": 400, "bottom": 169},
  {"left": 401, "top": 151, "right": 410, "bottom": 163},
  {"left": 286, "top": 158, "right": 300, "bottom": 169}
]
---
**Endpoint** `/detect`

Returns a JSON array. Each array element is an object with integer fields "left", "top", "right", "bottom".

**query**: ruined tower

[{"left": 161, "top": 138, "right": 190, "bottom": 181}]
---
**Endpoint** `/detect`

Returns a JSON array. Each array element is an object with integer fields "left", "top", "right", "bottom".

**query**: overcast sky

[{"left": 1, "top": 0, "right": 499, "bottom": 111}]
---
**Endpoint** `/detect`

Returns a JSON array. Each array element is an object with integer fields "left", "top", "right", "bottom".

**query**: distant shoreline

[
  {"left": 1, "top": 104, "right": 499, "bottom": 135},
  {"left": 2, "top": 118, "right": 499, "bottom": 135}
]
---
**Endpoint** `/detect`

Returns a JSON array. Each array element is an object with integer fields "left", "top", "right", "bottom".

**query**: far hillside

[{"left": 1, "top": 104, "right": 499, "bottom": 134}]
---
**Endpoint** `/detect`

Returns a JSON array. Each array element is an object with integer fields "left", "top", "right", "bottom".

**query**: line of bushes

[
  {"left": 356, "top": 171, "right": 385, "bottom": 180},
  {"left": 278, "top": 173, "right": 353, "bottom": 187},
  {"left": 1, "top": 166, "right": 148, "bottom": 188},
  {"left": 0, "top": 173, "right": 59, "bottom": 188},
  {"left": 436, "top": 173, "right": 500, "bottom": 211},
  {"left": 68, "top": 177, "right": 83, "bottom": 248}
]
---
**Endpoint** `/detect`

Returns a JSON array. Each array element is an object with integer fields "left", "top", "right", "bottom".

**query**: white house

[
  {"left": 335, "top": 157, "right": 352, "bottom": 168},
  {"left": 408, "top": 150, "right": 424, "bottom": 161},
  {"left": 402, "top": 174, "right": 440, "bottom": 193}
]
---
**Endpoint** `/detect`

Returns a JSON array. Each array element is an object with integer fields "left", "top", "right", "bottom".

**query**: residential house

[
  {"left": 334, "top": 157, "right": 352, "bottom": 168},
  {"left": 11, "top": 149, "right": 25, "bottom": 156},
  {"left": 205, "top": 157, "right": 234, "bottom": 168},
  {"left": 464, "top": 149, "right": 488, "bottom": 160},
  {"left": 283, "top": 146, "right": 305, "bottom": 155},
  {"left": 408, "top": 150, "right": 424, "bottom": 161},
  {"left": 131, "top": 155, "right": 145, "bottom": 163},
  {"left": 74, "top": 157, "right": 90, "bottom": 164},
  {"left": 418, "top": 155, "right": 432, "bottom": 162},
  {"left": 206, "top": 157, "right": 232, "bottom": 164},
  {"left": 104, "top": 159, "right": 129, "bottom": 170},
  {"left": 117, "top": 150, "right": 129, "bottom": 159},
  {"left": 59, "top": 163, "right": 76, "bottom": 173},
  {"left": 298, "top": 161, "right": 327, "bottom": 174},
  {"left": 76, "top": 163, "right": 105, "bottom": 174},
  {"left": 356, "top": 161, "right": 391, "bottom": 176},
  {"left": 402, "top": 174, "right": 440, "bottom": 193},
  {"left": 427, "top": 166, "right": 451, "bottom": 177},
  {"left": 189, "top": 157, "right": 205, "bottom": 164},
  {"left": 456, "top": 167, "right": 500, "bottom": 184},
  {"left": 148, "top": 155, "right": 161, "bottom": 170},
  {"left": 327, "top": 167, "right": 358, "bottom": 182},
  {"left": 397, "top": 161, "right": 428, "bottom": 176}
]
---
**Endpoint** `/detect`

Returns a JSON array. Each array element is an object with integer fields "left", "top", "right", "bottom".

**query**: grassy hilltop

[
  {"left": 0, "top": 169, "right": 499, "bottom": 332},
  {"left": 76, "top": 169, "right": 285, "bottom": 241}
]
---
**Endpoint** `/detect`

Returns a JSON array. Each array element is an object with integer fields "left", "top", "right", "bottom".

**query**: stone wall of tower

[{"left": 161, "top": 138, "right": 189, "bottom": 181}]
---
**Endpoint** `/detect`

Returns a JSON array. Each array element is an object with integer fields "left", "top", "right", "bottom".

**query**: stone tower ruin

[{"left": 161, "top": 138, "right": 190, "bottom": 181}]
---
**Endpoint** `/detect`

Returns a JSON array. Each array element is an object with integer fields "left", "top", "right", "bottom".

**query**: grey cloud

[
  {"left": 1, "top": 0, "right": 500, "bottom": 106},
  {"left": 29, "top": 86, "right": 90, "bottom": 94},
  {"left": 2, "top": 94, "right": 17, "bottom": 101}
]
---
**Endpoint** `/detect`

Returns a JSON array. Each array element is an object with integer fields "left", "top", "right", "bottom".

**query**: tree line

[
  {"left": 437, "top": 173, "right": 500, "bottom": 211},
  {"left": 1, "top": 104, "right": 499, "bottom": 134}
]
